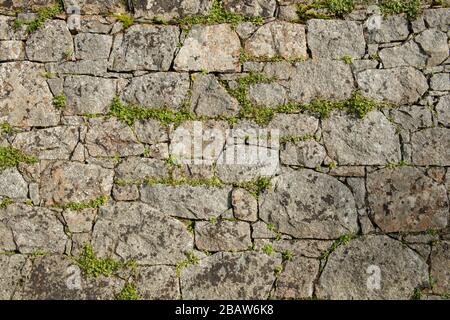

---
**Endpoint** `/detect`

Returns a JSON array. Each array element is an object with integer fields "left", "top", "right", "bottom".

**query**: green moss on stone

[
  {"left": 115, "top": 283, "right": 141, "bottom": 300},
  {"left": 52, "top": 195, "right": 109, "bottom": 211},
  {"left": 0, "top": 147, "right": 38, "bottom": 172}
]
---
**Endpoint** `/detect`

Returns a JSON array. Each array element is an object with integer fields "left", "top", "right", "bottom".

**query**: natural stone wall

[{"left": 0, "top": 0, "right": 449, "bottom": 300}]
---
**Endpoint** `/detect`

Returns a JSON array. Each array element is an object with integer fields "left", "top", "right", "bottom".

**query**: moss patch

[
  {"left": 0, "top": 147, "right": 38, "bottom": 172},
  {"left": 16, "top": 3, "right": 64, "bottom": 33},
  {"left": 0, "top": 198, "right": 14, "bottom": 209},
  {"left": 176, "top": 251, "right": 200, "bottom": 277},
  {"left": 321, "top": 233, "right": 355, "bottom": 260},
  {"left": 52, "top": 94, "right": 67, "bottom": 109},
  {"left": 233, "top": 177, "right": 272, "bottom": 198},
  {"left": 52, "top": 195, "right": 109, "bottom": 211},
  {"left": 115, "top": 283, "right": 141, "bottom": 300},
  {"left": 380, "top": 0, "right": 422, "bottom": 19},
  {"left": 116, "top": 14, "right": 134, "bottom": 29}
]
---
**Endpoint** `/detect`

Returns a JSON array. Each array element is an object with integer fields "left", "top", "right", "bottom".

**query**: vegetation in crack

[
  {"left": 0, "top": 198, "right": 14, "bottom": 209},
  {"left": 116, "top": 14, "right": 135, "bottom": 29},
  {"left": 115, "top": 283, "right": 141, "bottom": 300},
  {"left": 380, "top": 0, "right": 422, "bottom": 19},
  {"left": 115, "top": 176, "right": 225, "bottom": 188},
  {"left": 0, "top": 147, "right": 38, "bottom": 172},
  {"left": 52, "top": 94, "right": 67, "bottom": 109},
  {"left": 233, "top": 177, "right": 272, "bottom": 199},
  {"left": 321, "top": 233, "right": 356, "bottom": 261},
  {"left": 0, "top": 122, "right": 16, "bottom": 135},
  {"left": 52, "top": 195, "right": 109, "bottom": 211},
  {"left": 176, "top": 251, "right": 200, "bottom": 277},
  {"left": 14, "top": 2, "right": 64, "bottom": 33}
]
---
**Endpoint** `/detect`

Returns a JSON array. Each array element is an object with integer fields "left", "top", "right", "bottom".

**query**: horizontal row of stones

[{"left": 0, "top": 235, "right": 449, "bottom": 300}]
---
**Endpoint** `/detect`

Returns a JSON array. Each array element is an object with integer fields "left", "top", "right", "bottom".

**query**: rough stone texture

[
  {"left": 116, "top": 157, "right": 169, "bottom": 181},
  {"left": 141, "top": 185, "right": 231, "bottom": 219},
  {"left": 231, "top": 188, "right": 258, "bottom": 222},
  {"left": 414, "top": 29, "right": 448, "bottom": 67},
  {"left": 40, "top": 161, "right": 114, "bottom": 206},
  {"left": 122, "top": 73, "right": 190, "bottom": 109},
  {"left": 430, "top": 241, "right": 450, "bottom": 295},
  {"left": 181, "top": 252, "right": 281, "bottom": 299},
  {"left": 322, "top": 111, "right": 401, "bottom": 165},
  {"left": 357, "top": 67, "right": 428, "bottom": 104},
  {"left": 307, "top": 19, "right": 366, "bottom": 59},
  {"left": 367, "top": 167, "right": 448, "bottom": 233},
  {"left": 0, "top": 168, "right": 28, "bottom": 199},
  {"left": 280, "top": 140, "right": 326, "bottom": 168},
  {"left": 195, "top": 220, "right": 252, "bottom": 251},
  {"left": 317, "top": 235, "right": 429, "bottom": 299},
  {"left": 224, "top": 0, "right": 276, "bottom": 17},
  {"left": 436, "top": 95, "right": 450, "bottom": 126},
  {"left": 259, "top": 168, "right": 358, "bottom": 239},
  {"left": 369, "top": 14, "right": 410, "bottom": 43},
  {"left": 0, "top": 62, "right": 59, "bottom": 127},
  {"left": 133, "top": 0, "right": 213, "bottom": 19},
  {"left": 245, "top": 21, "right": 307, "bottom": 60},
  {"left": 135, "top": 266, "right": 180, "bottom": 300},
  {"left": 26, "top": 20, "right": 73, "bottom": 62},
  {"left": 92, "top": 202, "right": 193, "bottom": 264},
  {"left": 174, "top": 24, "right": 241, "bottom": 72},
  {"left": 109, "top": 25, "right": 179, "bottom": 72},
  {"left": 411, "top": 128, "right": 450, "bottom": 166},
  {"left": 0, "top": 255, "right": 29, "bottom": 300},
  {"left": 430, "top": 73, "right": 450, "bottom": 91},
  {"left": 74, "top": 33, "right": 112, "bottom": 60},
  {"left": 0, "top": 40, "right": 25, "bottom": 61},
  {"left": 63, "top": 0, "right": 126, "bottom": 15},
  {"left": 0, "top": 204, "right": 67, "bottom": 254}
]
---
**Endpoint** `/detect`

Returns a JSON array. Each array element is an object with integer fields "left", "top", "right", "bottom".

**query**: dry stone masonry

[{"left": 0, "top": 0, "right": 449, "bottom": 300}]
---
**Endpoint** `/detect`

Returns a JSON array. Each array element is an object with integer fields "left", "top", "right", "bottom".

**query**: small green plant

[
  {"left": 380, "top": 0, "right": 422, "bottom": 19},
  {"left": 24, "top": 3, "right": 64, "bottom": 33},
  {"left": 31, "top": 250, "right": 49, "bottom": 257},
  {"left": 386, "top": 160, "right": 410, "bottom": 169},
  {"left": 52, "top": 94, "right": 67, "bottom": 109},
  {"left": 209, "top": 217, "right": 218, "bottom": 225},
  {"left": 186, "top": 220, "right": 195, "bottom": 233},
  {"left": 263, "top": 244, "right": 275, "bottom": 256},
  {"left": 152, "top": 16, "right": 168, "bottom": 25},
  {"left": 0, "top": 147, "right": 38, "bottom": 172},
  {"left": 296, "top": 4, "right": 331, "bottom": 22},
  {"left": 176, "top": 251, "right": 200, "bottom": 277},
  {"left": 24, "top": 199, "right": 34, "bottom": 206},
  {"left": 280, "top": 134, "right": 316, "bottom": 144},
  {"left": 143, "top": 146, "right": 152, "bottom": 158},
  {"left": 274, "top": 265, "right": 284, "bottom": 277},
  {"left": 282, "top": 250, "right": 294, "bottom": 262},
  {"left": 340, "top": 55, "right": 353, "bottom": 65},
  {"left": 234, "top": 177, "right": 272, "bottom": 198},
  {"left": 76, "top": 244, "right": 134, "bottom": 278},
  {"left": 53, "top": 195, "right": 109, "bottom": 211},
  {"left": 42, "top": 72, "right": 56, "bottom": 79},
  {"left": 326, "top": 0, "right": 355, "bottom": 16},
  {"left": 322, "top": 233, "right": 355, "bottom": 260},
  {"left": 426, "top": 229, "right": 439, "bottom": 237},
  {"left": 412, "top": 287, "right": 423, "bottom": 300},
  {"left": 116, "top": 14, "right": 134, "bottom": 29},
  {"left": 115, "top": 283, "right": 141, "bottom": 300},
  {"left": 1, "top": 122, "right": 15, "bottom": 135},
  {"left": 0, "top": 198, "right": 14, "bottom": 209}
]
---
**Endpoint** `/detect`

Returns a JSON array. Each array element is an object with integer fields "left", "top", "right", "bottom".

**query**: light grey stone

[
  {"left": 281, "top": 140, "right": 326, "bottom": 168},
  {"left": 92, "top": 202, "right": 194, "bottom": 264},
  {"left": 369, "top": 14, "right": 410, "bottom": 43},
  {"left": 63, "top": 0, "right": 127, "bottom": 15},
  {"left": 133, "top": 0, "right": 213, "bottom": 19},
  {"left": 40, "top": 161, "right": 114, "bottom": 206},
  {"left": 0, "top": 62, "right": 59, "bottom": 127},
  {"left": 357, "top": 67, "right": 428, "bottom": 104},
  {"left": 423, "top": 8, "right": 450, "bottom": 32},
  {"left": 74, "top": 33, "right": 112, "bottom": 60},
  {"left": 26, "top": 20, "right": 73, "bottom": 62},
  {"left": 0, "top": 220, "right": 16, "bottom": 252},
  {"left": 46, "top": 59, "right": 108, "bottom": 76},
  {"left": 195, "top": 220, "right": 252, "bottom": 251},
  {"left": 317, "top": 235, "right": 429, "bottom": 299},
  {"left": 259, "top": 168, "right": 358, "bottom": 239},
  {"left": 12, "top": 126, "right": 79, "bottom": 160},
  {"left": 115, "top": 157, "right": 169, "bottom": 182},
  {"left": 436, "top": 94, "right": 450, "bottom": 126},
  {"left": 121, "top": 72, "right": 190, "bottom": 110},
  {"left": 174, "top": 24, "right": 241, "bottom": 72},
  {"left": 0, "top": 40, "right": 24, "bottom": 61},
  {"left": 379, "top": 41, "right": 428, "bottom": 68},
  {"left": 323, "top": 111, "right": 401, "bottom": 165},
  {"left": 224, "top": 0, "right": 276, "bottom": 17},
  {"left": 191, "top": 74, "right": 240, "bottom": 117},
  {"left": 367, "top": 167, "right": 448, "bottom": 232},
  {"left": 0, "top": 204, "right": 67, "bottom": 254},
  {"left": 63, "top": 75, "right": 117, "bottom": 115},
  {"left": 0, "top": 255, "right": 29, "bottom": 300},
  {"left": 109, "top": 25, "right": 179, "bottom": 72},
  {"left": 307, "top": 19, "right": 365, "bottom": 59},
  {"left": 135, "top": 266, "right": 180, "bottom": 300},
  {"left": 249, "top": 82, "right": 288, "bottom": 107},
  {"left": 231, "top": 188, "right": 258, "bottom": 222},
  {"left": 0, "top": 168, "right": 28, "bottom": 199},
  {"left": 347, "top": 177, "right": 366, "bottom": 210},
  {"left": 415, "top": 29, "right": 449, "bottom": 67},
  {"left": 244, "top": 21, "right": 308, "bottom": 60},
  {"left": 268, "top": 113, "right": 319, "bottom": 136},
  {"left": 430, "top": 73, "right": 450, "bottom": 91},
  {"left": 134, "top": 119, "right": 169, "bottom": 144},
  {"left": 181, "top": 252, "right": 281, "bottom": 299},
  {"left": 62, "top": 208, "right": 96, "bottom": 234},
  {"left": 141, "top": 185, "right": 231, "bottom": 219},
  {"left": 430, "top": 241, "right": 450, "bottom": 295},
  {"left": 389, "top": 105, "right": 433, "bottom": 131},
  {"left": 112, "top": 184, "right": 139, "bottom": 202},
  {"left": 411, "top": 128, "right": 450, "bottom": 166}
]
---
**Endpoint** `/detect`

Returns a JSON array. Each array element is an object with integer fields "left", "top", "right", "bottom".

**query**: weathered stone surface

[
  {"left": 74, "top": 33, "right": 112, "bottom": 60},
  {"left": 62, "top": 209, "right": 95, "bottom": 233},
  {"left": 322, "top": 111, "right": 401, "bottom": 165},
  {"left": 307, "top": 19, "right": 365, "bottom": 59},
  {"left": 231, "top": 188, "right": 258, "bottom": 222},
  {"left": 369, "top": 14, "right": 410, "bottom": 43},
  {"left": 63, "top": 75, "right": 117, "bottom": 115},
  {"left": 259, "top": 168, "right": 358, "bottom": 239},
  {"left": 317, "top": 235, "right": 429, "bottom": 299},
  {"left": 135, "top": 266, "right": 180, "bottom": 300},
  {"left": 415, "top": 29, "right": 449, "bottom": 67},
  {"left": 134, "top": 119, "right": 169, "bottom": 144},
  {"left": 191, "top": 74, "right": 240, "bottom": 117},
  {"left": 0, "top": 204, "right": 67, "bottom": 254},
  {"left": 0, "top": 168, "right": 28, "bottom": 199},
  {"left": 40, "top": 161, "right": 114, "bottom": 206},
  {"left": 436, "top": 95, "right": 450, "bottom": 126},
  {"left": 0, "top": 220, "right": 16, "bottom": 251},
  {"left": 195, "top": 220, "right": 252, "bottom": 251},
  {"left": 85, "top": 118, "right": 143, "bottom": 157},
  {"left": 273, "top": 256, "right": 319, "bottom": 299},
  {"left": 268, "top": 113, "right": 319, "bottom": 136},
  {"left": 121, "top": 73, "right": 190, "bottom": 110},
  {"left": 18, "top": 255, "right": 125, "bottom": 300},
  {"left": 249, "top": 82, "right": 288, "bottom": 107},
  {"left": 0, "top": 40, "right": 24, "bottom": 61},
  {"left": 141, "top": 185, "right": 231, "bottom": 219},
  {"left": 115, "top": 157, "right": 169, "bottom": 181},
  {"left": 109, "top": 25, "right": 179, "bottom": 72},
  {"left": 357, "top": 67, "right": 428, "bottom": 104},
  {"left": 389, "top": 105, "right": 433, "bottom": 131},
  {"left": 12, "top": 126, "right": 79, "bottom": 160},
  {"left": 430, "top": 241, "right": 450, "bottom": 295},
  {"left": 379, "top": 41, "right": 428, "bottom": 68},
  {"left": 367, "top": 167, "right": 448, "bottom": 232},
  {"left": 133, "top": 0, "right": 213, "bottom": 19},
  {"left": 430, "top": 73, "right": 450, "bottom": 91},
  {"left": 423, "top": 8, "right": 450, "bottom": 32},
  {"left": 245, "top": 21, "right": 307, "bottom": 60},
  {"left": 174, "top": 24, "right": 241, "bottom": 72},
  {"left": 281, "top": 140, "right": 326, "bottom": 168},
  {"left": 26, "top": 20, "right": 73, "bottom": 62},
  {"left": 92, "top": 202, "right": 193, "bottom": 264},
  {"left": 0, "top": 62, "right": 59, "bottom": 127},
  {"left": 63, "top": 0, "right": 127, "bottom": 15},
  {"left": 287, "top": 60, "right": 355, "bottom": 103},
  {"left": 181, "top": 252, "right": 281, "bottom": 299},
  {"left": 224, "top": 0, "right": 276, "bottom": 17},
  {"left": 411, "top": 128, "right": 450, "bottom": 166},
  {"left": 0, "top": 255, "right": 28, "bottom": 300}
]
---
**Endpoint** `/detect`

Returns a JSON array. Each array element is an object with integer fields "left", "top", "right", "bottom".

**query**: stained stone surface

[
  {"left": 316, "top": 235, "right": 429, "bottom": 299},
  {"left": 0, "top": 4, "right": 448, "bottom": 300}
]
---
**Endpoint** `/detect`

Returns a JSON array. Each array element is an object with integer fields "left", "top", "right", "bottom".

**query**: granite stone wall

[{"left": 0, "top": 0, "right": 449, "bottom": 300}]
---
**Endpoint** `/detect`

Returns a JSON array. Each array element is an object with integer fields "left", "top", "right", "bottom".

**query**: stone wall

[{"left": 0, "top": 0, "right": 449, "bottom": 300}]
